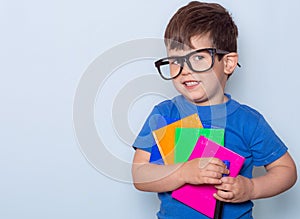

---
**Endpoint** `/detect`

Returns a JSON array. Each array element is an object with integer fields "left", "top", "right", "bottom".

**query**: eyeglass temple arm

[{"left": 216, "top": 49, "right": 241, "bottom": 68}]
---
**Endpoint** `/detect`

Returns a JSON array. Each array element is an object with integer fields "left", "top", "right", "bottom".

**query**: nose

[{"left": 180, "top": 60, "right": 192, "bottom": 76}]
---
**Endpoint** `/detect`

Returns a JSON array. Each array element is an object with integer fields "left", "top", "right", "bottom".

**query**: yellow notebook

[{"left": 152, "top": 114, "right": 202, "bottom": 164}]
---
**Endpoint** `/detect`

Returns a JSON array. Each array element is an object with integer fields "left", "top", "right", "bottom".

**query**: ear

[{"left": 223, "top": 52, "right": 239, "bottom": 76}]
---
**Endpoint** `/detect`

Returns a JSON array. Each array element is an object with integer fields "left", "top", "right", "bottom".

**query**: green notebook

[{"left": 174, "top": 128, "right": 225, "bottom": 163}]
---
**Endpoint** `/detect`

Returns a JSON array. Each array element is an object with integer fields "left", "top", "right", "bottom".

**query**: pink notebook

[{"left": 172, "top": 136, "right": 245, "bottom": 218}]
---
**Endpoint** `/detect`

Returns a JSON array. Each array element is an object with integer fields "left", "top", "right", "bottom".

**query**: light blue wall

[{"left": 1, "top": 0, "right": 299, "bottom": 218}]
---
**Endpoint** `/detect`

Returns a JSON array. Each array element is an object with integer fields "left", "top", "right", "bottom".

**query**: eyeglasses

[{"left": 154, "top": 48, "right": 240, "bottom": 80}]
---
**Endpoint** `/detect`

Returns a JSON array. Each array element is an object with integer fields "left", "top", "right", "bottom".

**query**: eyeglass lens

[{"left": 157, "top": 49, "right": 213, "bottom": 79}]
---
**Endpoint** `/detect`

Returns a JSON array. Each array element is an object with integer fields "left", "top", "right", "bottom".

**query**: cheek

[
  {"left": 206, "top": 69, "right": 226, "bottom": 84},
  {"left": 172, "top": 79, "right": 181, "bottom": 90}
]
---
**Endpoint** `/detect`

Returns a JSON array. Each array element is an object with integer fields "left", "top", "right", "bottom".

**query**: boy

[{"left": 131, "top": 1, "right": 297, "bottom": 218}]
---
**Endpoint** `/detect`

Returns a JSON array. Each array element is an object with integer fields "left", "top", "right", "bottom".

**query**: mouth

[{"left": 182, "top": 80, "right": 201, "bottom": 87}]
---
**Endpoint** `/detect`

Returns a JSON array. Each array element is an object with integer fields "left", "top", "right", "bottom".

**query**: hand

[
  {"left": 214, "top": 175, "right": 254, "bottom": 203},
  {"left": 179, "top": 158, "right": 229, "bottom": 185}
]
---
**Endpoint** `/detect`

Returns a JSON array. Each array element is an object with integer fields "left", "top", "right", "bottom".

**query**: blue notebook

[{"left": 149, "top": 144, "right": 164, "bottom": 164}]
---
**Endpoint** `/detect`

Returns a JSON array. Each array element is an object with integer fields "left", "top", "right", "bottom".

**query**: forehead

[
  {"left": 167, "top": 34, "right": 213, "bottom": 56},
  {"left": 190, "top": 34, "right": 213, "bottom": 49}
]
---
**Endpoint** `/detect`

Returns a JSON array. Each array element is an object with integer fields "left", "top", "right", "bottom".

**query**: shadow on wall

[{"left": 253, "top": 166, "right": 299, "bottom": 219}]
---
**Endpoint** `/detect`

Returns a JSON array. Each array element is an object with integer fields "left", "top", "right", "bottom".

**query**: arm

[
  {"left": 214, "top": 152, "right": 297, "bottom": 203},
  {"left": 132, "top": 149, "right": 229, "bottom": 193}
]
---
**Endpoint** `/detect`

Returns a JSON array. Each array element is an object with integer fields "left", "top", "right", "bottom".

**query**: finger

[
  {"left": 198, "top": 168, "right": 225, "bottom": 181},
  {"left": 200, "top": 164, "right": 226, "bottom": 175},
  {"left": 197, "top": 158, "right": 219, "bottom": 169},
  {"left": 215, "top": 190, "right": 234, "bottom": 200},
  {"left": 213, "top": 193, "right": 232, "bottom": 202},
  {"left": 214, "top": 184, "right": 227, "bottom": 191},
  {"left": 197, "top": 157, "right": 223, "bottom": 167},
  {"left": 207, "top": 158, "right": 230, "bottom": 175},
  {"left": 208, "top": 157, "right": 227, "bottom": 167},
  {"left": 215, "top": 182, "right": 232, "bottom": 191},
  {"left": 200, "top": 160, "right": 229, "bottom": 172},
  {"left": 221, "top": 176, "right": 234, "bottom": 184},
  {"left": 201, "top": 177, "right": 223, "bottom": 185}
]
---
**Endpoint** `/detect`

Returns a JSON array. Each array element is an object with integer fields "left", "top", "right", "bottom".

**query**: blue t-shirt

[{"left": 133, "top": 94, "right": 287, "bottom": 219}]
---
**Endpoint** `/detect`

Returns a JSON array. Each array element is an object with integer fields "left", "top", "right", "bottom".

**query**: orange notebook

[{"left": 152, "top": 114, "right": 202, "bottom": 164}]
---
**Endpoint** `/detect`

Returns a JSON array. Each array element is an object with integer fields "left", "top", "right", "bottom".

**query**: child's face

[{"left": 169, "top": 34, "right": 230, "bottom": 106}]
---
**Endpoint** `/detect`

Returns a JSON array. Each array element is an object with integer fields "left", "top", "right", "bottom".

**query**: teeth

[{"left": 185, "top": 81, "right": 199, "bottom": 86}]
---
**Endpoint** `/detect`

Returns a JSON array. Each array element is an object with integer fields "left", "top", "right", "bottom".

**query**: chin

[
  {"left": 186, "top": 95, "right": 209, "bottom": 106},
  {"left": 193, "top": 99, "right": 210, "bottom": 106}
]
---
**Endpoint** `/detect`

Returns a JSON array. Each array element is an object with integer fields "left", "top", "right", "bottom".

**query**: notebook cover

[
  {"left": 174, "top": 128, "right": 224, "bottom": 163},
  {"left": 172, "top": 136, "right": 245, "bottom": 218},
  {"left": 151, "top": 114, "right": 202, "bottom": 164},
  {"left": 149, "top": 144, "right": 164, "bottom": 164},
  {"left": 149, "top": 117, "right": 178, "bottom": 165}
]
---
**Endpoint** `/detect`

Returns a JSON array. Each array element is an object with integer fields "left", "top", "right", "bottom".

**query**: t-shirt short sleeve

[
  {"left": 250, "top": 115, "right": 288, "bottom": 166},
  {"left": 132, "top": 106, "right": 171, "bottom": 153}
]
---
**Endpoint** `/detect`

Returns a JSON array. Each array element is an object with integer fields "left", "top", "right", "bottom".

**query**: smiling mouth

[{"left": 183, "top": 80, "right": 200, "bottom": 87}]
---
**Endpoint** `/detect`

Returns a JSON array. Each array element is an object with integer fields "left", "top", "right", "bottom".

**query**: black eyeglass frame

[{"left": 154, "top": 48, "right": 241, "bottom": 80}]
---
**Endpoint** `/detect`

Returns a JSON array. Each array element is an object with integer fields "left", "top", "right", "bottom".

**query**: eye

[
  {"left": 193, "top": 55, "right": 204, "bottom": 61},
  {"left": 170, "top": 58, "right": 181, "bottom": 65}
]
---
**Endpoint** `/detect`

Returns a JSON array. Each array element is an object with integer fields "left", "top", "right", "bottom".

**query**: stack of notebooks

[{"left": 150, "top": 114, "right": 245, "bottom": 219}]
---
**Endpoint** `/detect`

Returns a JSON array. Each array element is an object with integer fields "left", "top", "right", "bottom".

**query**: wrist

[
  {"left": 177, "top": 162, "right": 188, "bottom": 185},
  {"left": 248, "top": 178, "right": 256, "bottom": 200}
]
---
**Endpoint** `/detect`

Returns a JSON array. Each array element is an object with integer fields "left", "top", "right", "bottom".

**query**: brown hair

[{"left": 164, "top": 1, "right": 238, "bottom": 52}]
